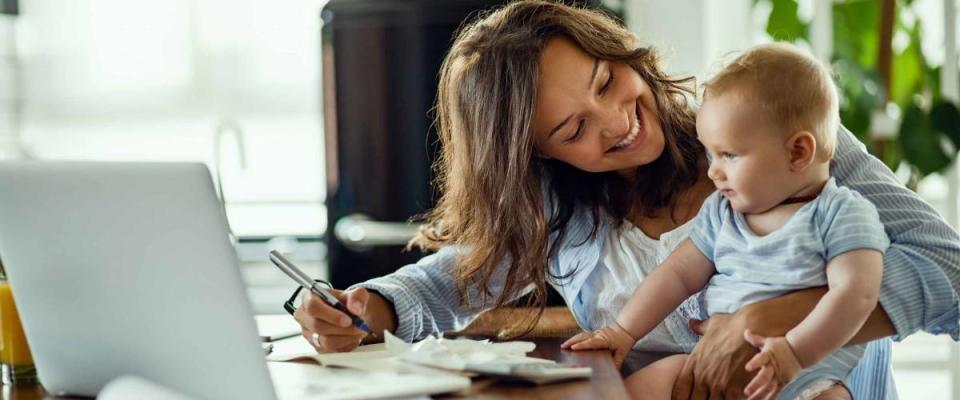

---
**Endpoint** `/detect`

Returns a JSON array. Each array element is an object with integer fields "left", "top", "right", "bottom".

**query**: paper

[
  {"left": 256, "top": 314, "right": 302, "bottom": 342},
  {"left": 98, "top": 375, "right": 196, "bottom": 400},
  {"left": 268, "top": 362, "right": 469, "bottom": 400},
  {"left": 386, "top": 331, "right": 552, "bottom": 371},
  {"left": 268, "top": 331, "right": 551, "bottom": 375}
]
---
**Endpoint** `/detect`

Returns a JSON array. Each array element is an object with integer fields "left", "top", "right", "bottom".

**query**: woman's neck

[{"left": 626, "top": 162, "right": 714, "bottom": 238}]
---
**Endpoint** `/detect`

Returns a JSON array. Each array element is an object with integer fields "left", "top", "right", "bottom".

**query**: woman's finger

[
  {"left": 344, "top": 287, "right": 369, "bottom": 316},
  {"left": 293, "top": 306, "right": 364, "bottom": 336},
  {"left": 320, "top": 334, "right": 365, "bottom": 352},
  {"left": 670, "top": 355, "right": 696, "bottom": 400},
  {"left": 687, "top": 318, "right": 709, "bottom": 336},
  {"left": 301, "top": 291, "right": 355, "bottom": 328}
]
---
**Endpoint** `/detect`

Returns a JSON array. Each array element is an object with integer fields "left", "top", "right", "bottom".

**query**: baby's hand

[
  {"left": 742, "top": 330, "right": 803, "bottom": 400},
  {"left": 560, "top": 323, "right": 636, "bottom": 367}
]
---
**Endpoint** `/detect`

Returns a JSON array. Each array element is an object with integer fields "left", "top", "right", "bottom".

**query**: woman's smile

[{"left": 607, "top": 100, "right": 645, "bottom": 153}]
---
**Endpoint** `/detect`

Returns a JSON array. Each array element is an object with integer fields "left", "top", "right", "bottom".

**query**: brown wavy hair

[{"left": 409, "top": 0, "right": 702, "bottom": 334}]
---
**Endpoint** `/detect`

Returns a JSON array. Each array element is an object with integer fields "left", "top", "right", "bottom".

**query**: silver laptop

[{"left": 0, "top": 162, "right": 276, "bottom": 399}]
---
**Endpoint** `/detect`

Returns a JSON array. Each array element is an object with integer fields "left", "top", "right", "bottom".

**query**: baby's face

[{"left": 696, "top": 92, "right": 795, "bottom": 214}]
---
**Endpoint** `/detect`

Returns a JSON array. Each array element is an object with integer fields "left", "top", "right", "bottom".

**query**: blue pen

[{"left": 268, "top": 250, "right": 371, "bottom": 333}]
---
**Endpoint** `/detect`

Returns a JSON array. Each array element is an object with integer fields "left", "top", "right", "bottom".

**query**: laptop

[{"left": 0, "top": 162, "right": 276, "bottom": 399}]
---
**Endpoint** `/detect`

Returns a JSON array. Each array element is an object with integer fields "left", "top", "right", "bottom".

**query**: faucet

[{"left": 213, "top": 120, "right": 248, "bottom": 241}]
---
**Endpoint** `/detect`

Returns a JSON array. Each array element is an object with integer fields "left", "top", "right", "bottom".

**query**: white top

[{"left": 591, "top": 218, "right": 695, "bottom": 353}]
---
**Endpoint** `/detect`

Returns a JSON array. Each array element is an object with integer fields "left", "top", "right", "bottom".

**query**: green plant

[{"left": 757, "top": 0, "right": 960, "bottom": 185}]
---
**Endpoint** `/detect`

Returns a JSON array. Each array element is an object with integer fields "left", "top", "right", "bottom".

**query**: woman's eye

[
  {"left": 600, "top": 70, "right": 615, "bottom": 95},
  {"left": 565, "top": 120, "right": 585, "bottom": 143}
]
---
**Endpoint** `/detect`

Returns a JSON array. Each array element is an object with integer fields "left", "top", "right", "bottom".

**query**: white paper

[
  {"left": 269, "top": 331, "right": 551, "bottom": 375},
  {"left": 268, "top": 362, "right": 469, "bottom": 400},
  {"left": 98, "top": 375, "right": 196, "bottom": 400},
  {"left": 387, "top": 331, "right": 551, "bottom": 371}
]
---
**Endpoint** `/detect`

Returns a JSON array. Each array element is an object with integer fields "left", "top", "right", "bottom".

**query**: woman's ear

[{"left": 787, "top": 131, "right": 816, "bottom": 171}]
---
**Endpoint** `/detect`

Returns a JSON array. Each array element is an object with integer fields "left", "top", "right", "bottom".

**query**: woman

[{"left": 294, "top": 1, "right": 960, "bottom": 398}]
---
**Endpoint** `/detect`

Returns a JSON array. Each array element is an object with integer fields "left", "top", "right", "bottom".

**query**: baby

[{"left": 562, "top": 43, "right": 888, "bottom": 400}]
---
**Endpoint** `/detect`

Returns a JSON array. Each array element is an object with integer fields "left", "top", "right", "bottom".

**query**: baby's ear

[{"left": 787, "top": 131, "right": 817, "bottom": 171}]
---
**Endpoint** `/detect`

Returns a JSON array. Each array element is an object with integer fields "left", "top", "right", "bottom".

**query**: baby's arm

[
  {"left": 786, "top": 248, "right": 883, "bottom": 366},
  {"left": 562, "top": 239, "right": 715, "bottom": 366},
  {"left": 743, "top": 249, "right": 883, "bottom": 398},
  {"left": 616, "top": 239, "right": 717, "bottom": 339}
]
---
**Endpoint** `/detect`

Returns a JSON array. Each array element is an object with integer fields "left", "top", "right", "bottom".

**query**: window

[{"left": 15, "top": 0, "right": 328, "bottom": 238}]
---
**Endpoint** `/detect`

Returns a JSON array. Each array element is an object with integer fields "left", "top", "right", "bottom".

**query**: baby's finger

[
  {"left": 570, "top": 336, "right": 608, "bottom": 350},
  {"left": 561, "top": 332, "right": 594, "bottom": 348},
  {"left": 748, "top": 374, "right": 777, "bottom": 400},
  {"left": 745, "top": 350, "right": 770, "bottom": 372},
  {"left": 761, "top": 381, "right": 780, "bottom": 400},
  {"left": 744, "top": 365, "right": 773, "bottom": 396},
  {"left": 613, "top": 348, "right": 632, "bottom": 368},
  {"left": 743, "top": 329, "right": 767, "bottom": 348}
]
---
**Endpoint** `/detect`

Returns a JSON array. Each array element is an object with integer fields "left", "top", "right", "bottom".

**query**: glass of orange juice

[{"left": 0, "top": 260, "right": 37, "bottom": 385}]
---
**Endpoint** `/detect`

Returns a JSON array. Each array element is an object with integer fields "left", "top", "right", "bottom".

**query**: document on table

[
  {"left": 269, "top": 331, "right": 553, "bottom": 373},
  {"left": 268, "top": 362, "right": 470, "bottom": 400},
  {"left": 255, "top": 314, "right": 302, "bottom": 342}
]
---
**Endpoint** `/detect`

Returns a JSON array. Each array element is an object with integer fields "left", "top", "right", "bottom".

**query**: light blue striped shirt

[
  {"left": 692, "top": 177, "right": 889, "bottom": 315},
  {"left": 354, "top": 126, "right": 960, "bottom": 399},
  {"left": 690, "top": 177, "right": 889, "bottom": 397}
]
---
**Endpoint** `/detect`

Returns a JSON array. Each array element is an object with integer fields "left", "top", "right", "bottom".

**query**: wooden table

[
  {"left": 0, "top": 337, "right": 637, "bottom": 399},
  {"left": 439, "top": 337, "right": 630, "bottom": 400}
]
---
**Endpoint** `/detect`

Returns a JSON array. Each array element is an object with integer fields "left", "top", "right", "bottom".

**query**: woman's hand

[
  {"left": 293, "top": 287, "right": 374, "bottom": 353},
  {"left": 561, "top": 323, "right": 636, "bottom": 368},
  {"left": 671, "top": 314, "right": 757, "bottom": 400},
  {"left": 742, "top": 331, "right": 802, "bottom": 400}
]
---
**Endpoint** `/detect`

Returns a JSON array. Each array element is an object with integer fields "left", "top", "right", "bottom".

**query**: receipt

[{"left": 384, "top": 331, "right": 551, "bottom": 371}]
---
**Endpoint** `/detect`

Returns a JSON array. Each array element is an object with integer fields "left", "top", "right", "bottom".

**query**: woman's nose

[{"left": 597, "top": 102, "right": 630, "bottom": 140}]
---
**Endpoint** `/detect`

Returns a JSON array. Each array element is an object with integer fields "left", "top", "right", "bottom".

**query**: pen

[{"left": 268, "top": 250, "right": 371, "bottom": 334}]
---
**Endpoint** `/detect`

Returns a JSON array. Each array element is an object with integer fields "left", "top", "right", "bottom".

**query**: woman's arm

[
  {"left": 351, "top": 245, "right": 527, "bottom": 342},
  {"left": 670, "top": 287, "right": 895, "bottom": 400},
  {"left": 832, "top": 126, "right": 960, "bottom": 339}
]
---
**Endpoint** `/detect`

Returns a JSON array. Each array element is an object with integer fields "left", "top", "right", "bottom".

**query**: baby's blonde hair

[{"left": 703, "top": 42, "right": 839, "bottom": 161}]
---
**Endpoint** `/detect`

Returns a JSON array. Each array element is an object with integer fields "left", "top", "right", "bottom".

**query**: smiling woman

[
  {"left": 292, "top": 2, "right": 960, "bottom": 400},
  {"left": 533, "top": 37, "right": 667, "bottom": 175}
]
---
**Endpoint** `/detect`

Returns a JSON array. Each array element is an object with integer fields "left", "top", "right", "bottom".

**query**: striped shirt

[
  {"left": 354, "top": 126, "right": 960, "bottom": 399},
  {"left": 692, "top": 177, "right": 889, "bottom": 315},
  {"left": 690, "top": 177, "right": 889, "bottom": 397}
]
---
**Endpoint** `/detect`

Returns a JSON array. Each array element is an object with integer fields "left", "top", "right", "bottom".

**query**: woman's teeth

[{"left": 614, "top": 111, "right": 640, "bottom": 149}]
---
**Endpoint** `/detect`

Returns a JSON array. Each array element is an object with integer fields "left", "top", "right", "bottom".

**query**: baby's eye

[{"left": 720, "top": 152, "right": 737, "bottom": 161}]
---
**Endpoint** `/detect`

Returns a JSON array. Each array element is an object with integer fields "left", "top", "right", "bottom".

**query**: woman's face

[{"left": 532, "top": 37, "right": 666, "bottom": 176}]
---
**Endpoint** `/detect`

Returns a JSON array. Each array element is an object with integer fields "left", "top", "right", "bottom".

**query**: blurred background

[{"left": 0, "top": 0, "right": 957, "bottom": 398}]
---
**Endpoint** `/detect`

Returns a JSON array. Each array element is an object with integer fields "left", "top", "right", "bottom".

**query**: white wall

[{"left": 624, "top": 0, "right": 751, "bottom": 79}]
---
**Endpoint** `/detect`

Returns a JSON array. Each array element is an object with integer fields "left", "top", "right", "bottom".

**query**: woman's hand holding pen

[{"left": 293, "top": 287, "right": 373, "bottom": 353}]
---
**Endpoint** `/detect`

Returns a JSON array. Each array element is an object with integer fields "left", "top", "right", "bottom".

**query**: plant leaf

[
  {"left": 898, "top": 104, "right": 952, "bottom": 176},
  {"left": 891, "top": 24, "right": 927, "bottom": 107},
  {"left": 931, "top": 100, "right": 960, "bottom": 151},
  {"left": 767, "top": 0, "right": 807, "bottom": 41},
  {"left": 833, "top": 0, "right": 878, "bottom": 69}
]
